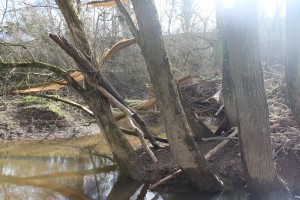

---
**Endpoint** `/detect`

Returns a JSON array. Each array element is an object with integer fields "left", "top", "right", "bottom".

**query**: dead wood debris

[
  {"left": 149, "top": 128, "right": 239, "bottom": 189},
  {"left": 178, "top": 76, "right": 227, "bottom": 134},
  {"left": 177, "top": 70, "right": 300, "bottom": 152}
]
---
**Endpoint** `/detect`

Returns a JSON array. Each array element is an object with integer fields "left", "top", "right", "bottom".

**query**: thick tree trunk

[
  {"left": 85, "top": 91, "right": 137, "bottom": 173},
  {"left": 216, "top": 0, "right": 238, "bottom": 127},
  {"left": 55, "top": 0, "right": 137, "bottom": 175},
  {"left": 286, "top": 0, "right": 300, "bottom": 128},
  {"left": 118, "top": 0, "right": 223, "bottom": 191},
  {"left": 222, "top": 1, "right": 290, "bottom": 199},
  {"left": 222, "top": 38, "right": 238, "bottom": 127}
]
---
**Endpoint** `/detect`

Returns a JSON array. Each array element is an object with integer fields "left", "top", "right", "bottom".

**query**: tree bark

[
  {"left": 55, "top": 0, "right": 138, "bottom": 175},
  {"left": 222, "top": 1, "right": 290, "bottom": 199},
  {"left": 216, "top": 0, "right": 238, "bottom": 127},
  {"left": 56, "top": 1, "right": 161, "bottom": 149},
  {"left": 286, "top": 0, "right": 300, "bottom": 128},
  {"left": 116, "top": 0, "right": 223, "bottom": 192}
]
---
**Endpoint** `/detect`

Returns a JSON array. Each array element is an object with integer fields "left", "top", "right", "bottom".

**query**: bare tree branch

[
  {"left": 0, "top": 62, "right": 86, "bottom": 95},
  {"left": 115, "top": 0, "right": 140, "bottom": 39}
]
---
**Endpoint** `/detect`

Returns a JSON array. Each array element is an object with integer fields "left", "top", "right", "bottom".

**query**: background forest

[
  {"left": 0, "top": 0, "right": 285, "bottom": 98},
  {"left": 0, "top": 0, "right": 297, "bottom": 200}
]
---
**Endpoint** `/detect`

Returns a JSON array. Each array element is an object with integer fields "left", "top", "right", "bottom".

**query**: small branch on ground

[
  {"left": 202, "top": 136, "right": 238, "bottom": 142},
  {"left": 149, "top": 128, "right": 239, "bottom": 189},
  {"left": 126, "top": 116, "right": 158, "bottom": 163},
  {"left": 120, "top": 127, "right": 168, "bottom": 143},
  {"left": 149, "top": 169, "right": 182, "bottom": 189},
  {"left": 204, "top": 128, "right": 238, "bottom": 160},
  {"left": 33, "top": 94, "right": 94, "bottom": 117}
]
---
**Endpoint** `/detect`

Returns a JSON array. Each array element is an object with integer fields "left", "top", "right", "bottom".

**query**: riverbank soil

[{"left": 1, "top": 76, "right": 300, "bottom": 195}]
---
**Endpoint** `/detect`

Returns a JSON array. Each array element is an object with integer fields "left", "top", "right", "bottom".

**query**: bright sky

[{"left": 222, "top": 0, "right": 286, "bottom": 17}]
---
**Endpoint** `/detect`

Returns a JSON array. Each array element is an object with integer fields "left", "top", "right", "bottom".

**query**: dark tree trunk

[
  {"left": 55, "top": 0, "right": 137, "bottom": 175},
  {"left": 216, "top": 0, "right": 238, "bottom": 127},
  {"left": 222, "top": 0, "right": 290, "bottom": 199},
  {"left": 286, "top": 0, "right": 300, "bottom": 128},
  {"left": 222, "top": 37, "right": 238, "bottom": 127},
  {"left": 117, "top": 0, "right": 223, "bottom": 192}
]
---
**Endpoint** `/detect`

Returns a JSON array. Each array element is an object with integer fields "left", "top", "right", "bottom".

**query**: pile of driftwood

[
  {"left": 178, "top": 77, "right": 225, "bottom": 133},
  {"left": 144, "top": 72, "right": 300, "bottom": 189},
  {"left": 176, "top": 73, "right": 300, "bottom": 153}
]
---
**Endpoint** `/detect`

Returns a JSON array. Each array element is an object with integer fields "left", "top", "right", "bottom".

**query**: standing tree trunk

[
  {"left": 222, "top": 35, "right": 238, "bottom": 127},
  {"left": 222, "top": 1, "right": 290, "bottom": 199},
  {"left": 55, "top": 0, "right": 137, "bottom": 175},
  {"left": 286, "top": 0, "right": 300, "bottom": 128},
  {"left": 116, "top": 0, "right": 223, "bottom": 192},
  {"left": 216, "top": 0, "right": 238, "bottom": 127}
]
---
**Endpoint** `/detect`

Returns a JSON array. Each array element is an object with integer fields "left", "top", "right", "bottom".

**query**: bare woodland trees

[
  {"left": 0, "top": 0, "right": 161, "bottom": 176},
  {"left": 1, "top": 0, "right": 299, "bottom": 198},
  {"left": 286, "top": 0, "right": 300, "bottom": 128},
  {"left": 222, "top": 0, "right": 289, "bottom": 199}
]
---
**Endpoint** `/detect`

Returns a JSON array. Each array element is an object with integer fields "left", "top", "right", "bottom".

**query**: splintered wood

[{"left": 84, "top": 0, "right": 130, "bottom": 7}]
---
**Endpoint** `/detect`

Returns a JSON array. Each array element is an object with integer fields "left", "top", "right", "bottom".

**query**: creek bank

[{"left": 2, "top": 75, "right": 300, "bottom": 195}]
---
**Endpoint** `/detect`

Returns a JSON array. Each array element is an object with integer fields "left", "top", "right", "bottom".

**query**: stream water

[{"left": 0, "top": 144, "right": 248, "bottom": 200}]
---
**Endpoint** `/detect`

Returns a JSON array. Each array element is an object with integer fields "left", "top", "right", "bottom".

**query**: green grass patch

[
  {"left": 14, "top": 95, "right": 59, "bottom": 105},
  {"left": 47, "top": 104, "right": 63, "bottom": 117},
  {"left": 124, "top": 99, "right": 147, "bottom": 107}
]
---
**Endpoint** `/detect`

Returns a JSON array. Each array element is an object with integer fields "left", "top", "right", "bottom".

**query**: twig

[
  {"left": 215, "top": 105, "right": 224, "bottom": 116},
  {"left": 202, "top": 136, "right": 238, "bottom": 142},
  {"left": 33, "top": 94, "right": 94, "bottom": 117},
  {"left": 0, "top": 42, "right": 35, "bottom": 62},
  {"left": 273, "top": 135, "right": 300, "bottom": 159},
  {"left": 149, "top": 169, "right": 182, "bottom": 189},
  {"left": 204, "top": 128, "right": 238, "bottom": 160},
  {"left": 149, "top": 128, "right": 239, "bottom": 189},
  {"left": 120, "top": 127, "right": 168, "bottom": 143},
  {"left": 127, "top": 117, "right": 158, "bottom": 163}
]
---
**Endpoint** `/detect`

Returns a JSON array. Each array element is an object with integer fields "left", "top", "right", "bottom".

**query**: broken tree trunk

[{"left": 54, "top": 0, "right": 139, "bottom": 175}]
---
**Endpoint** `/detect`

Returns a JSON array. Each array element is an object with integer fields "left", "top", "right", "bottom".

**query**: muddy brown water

[{"left": 0, "top": 141, "right": 250, "bottom": 200}]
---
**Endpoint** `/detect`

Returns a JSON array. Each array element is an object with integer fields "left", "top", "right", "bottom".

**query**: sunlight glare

[{"left": 222, "top": 0, "right": 237, "bottom": 8}]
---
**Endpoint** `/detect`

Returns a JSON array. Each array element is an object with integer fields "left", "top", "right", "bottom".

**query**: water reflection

[
  {"left": 0, "top": 146, "right": 118, "bottom": 200},
  {"left": 0, "top": 145, "right": 248, "bottom": 200}
]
